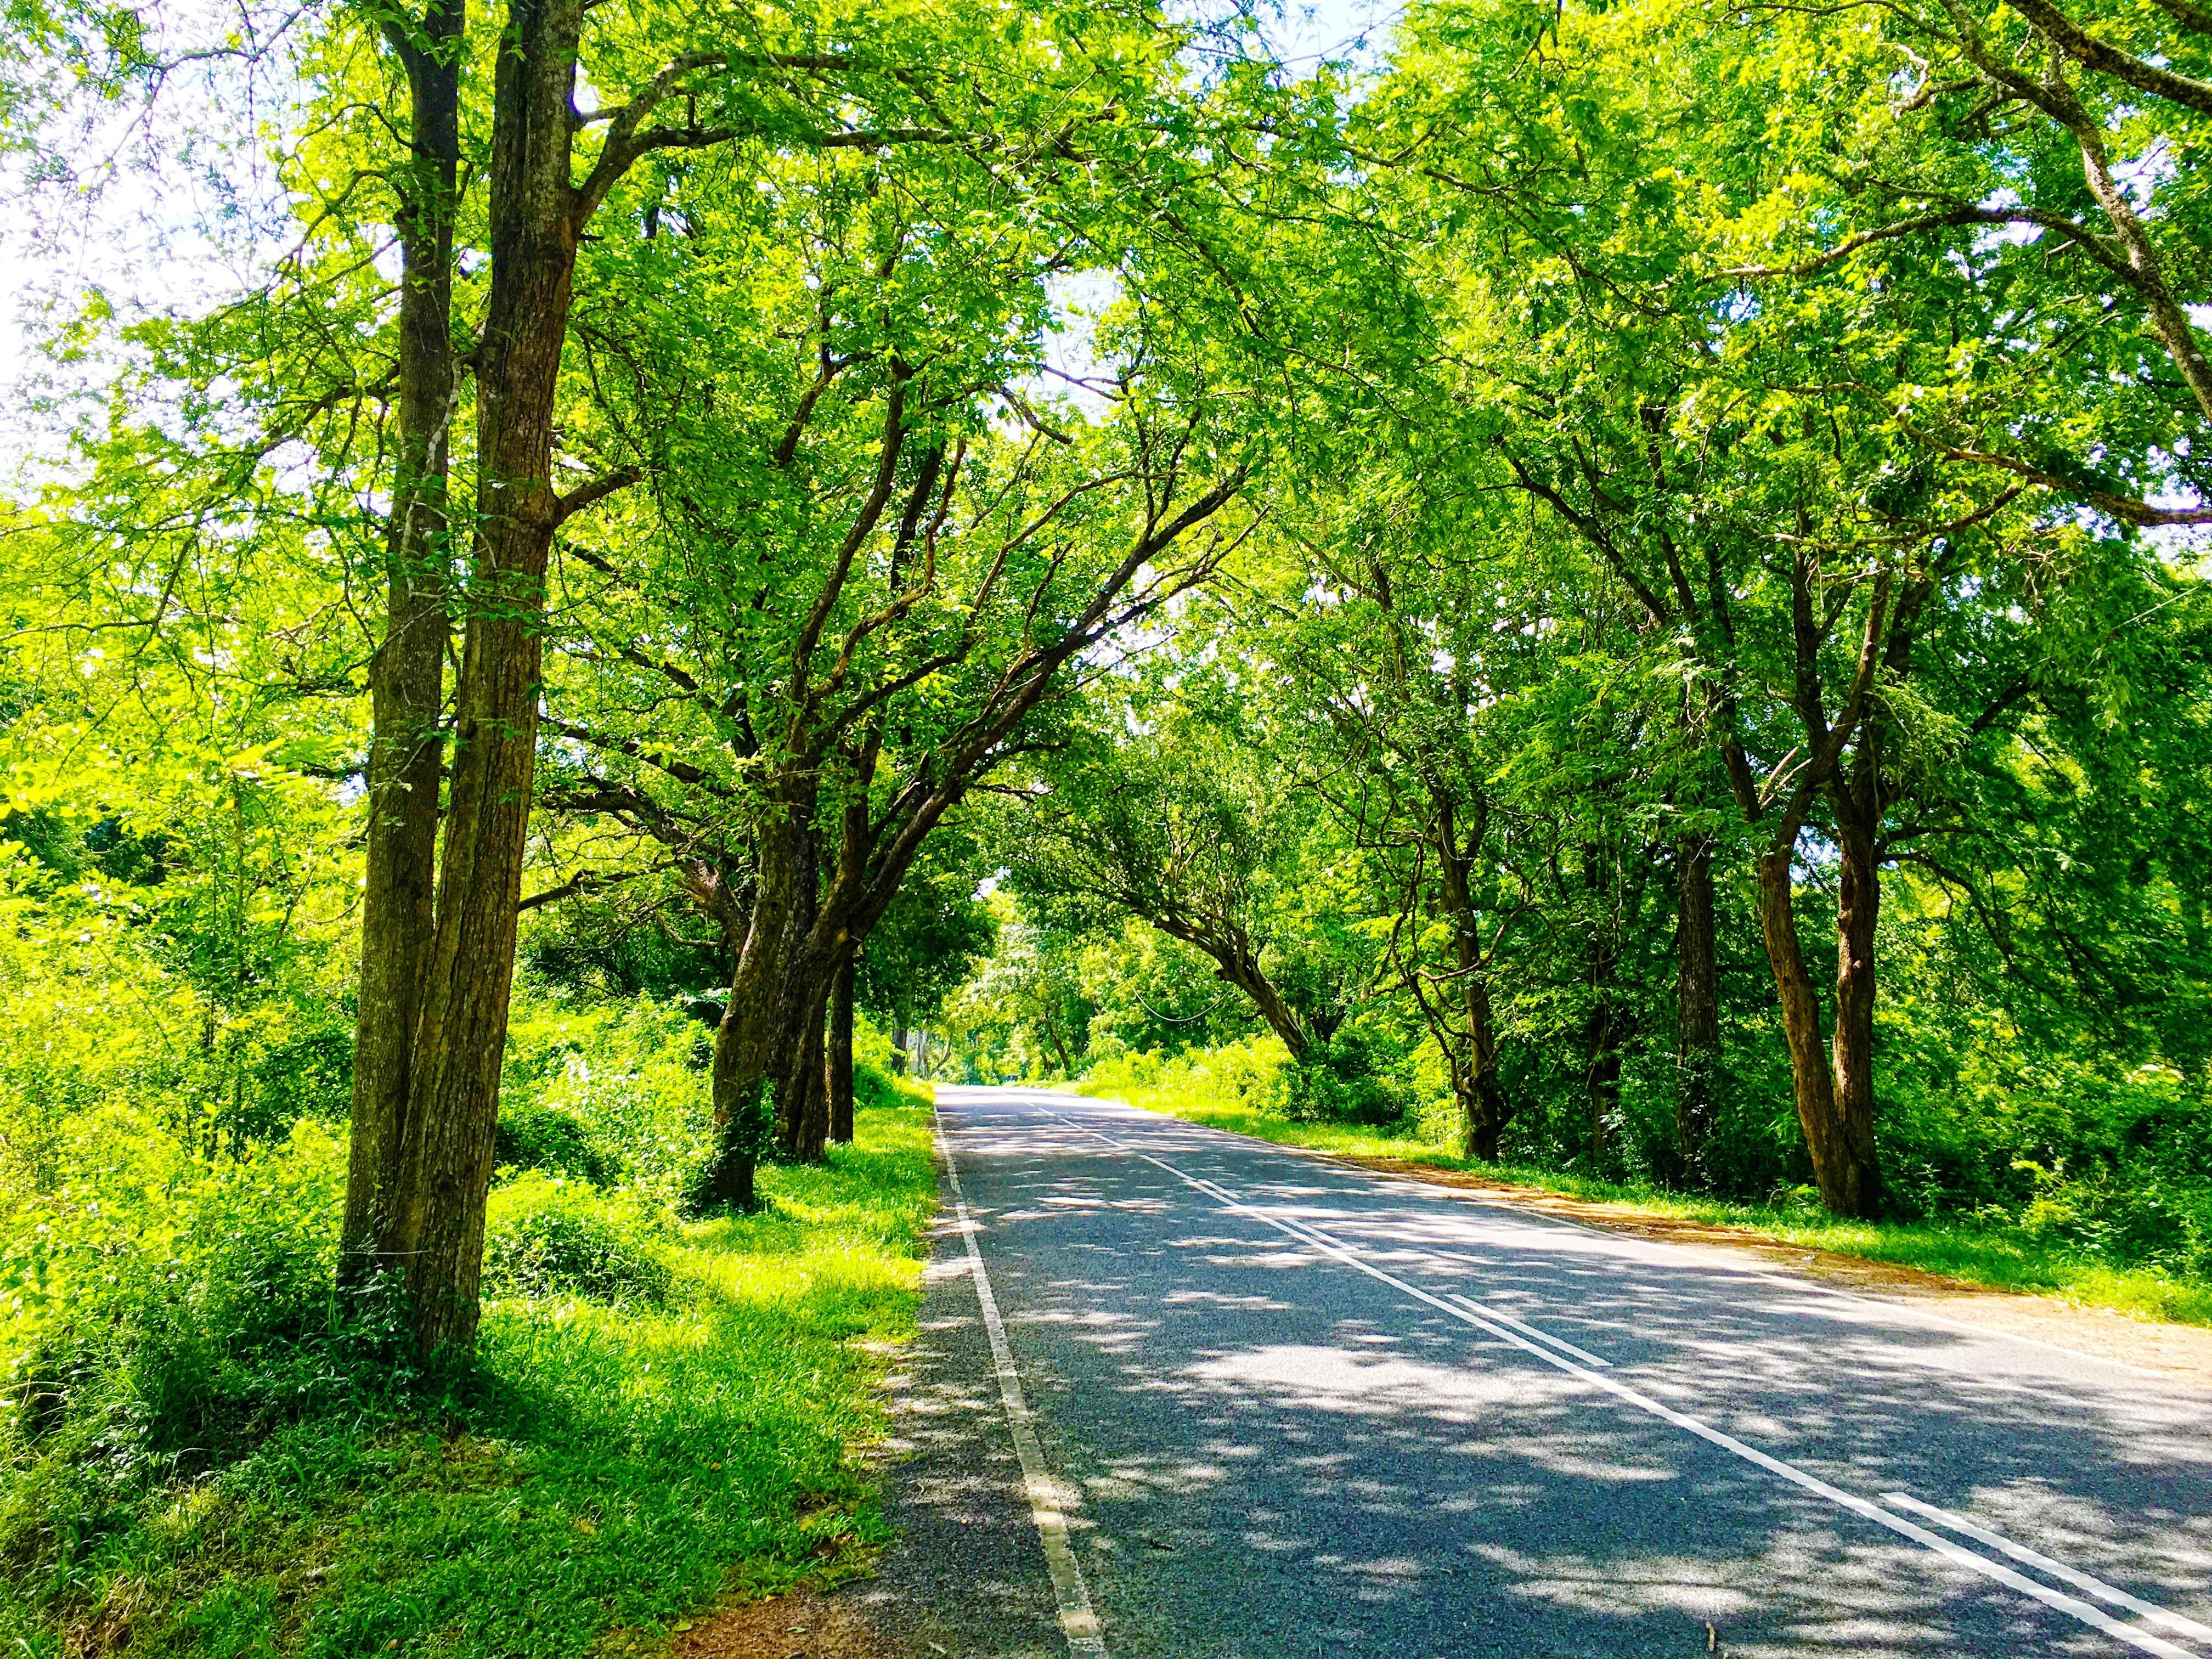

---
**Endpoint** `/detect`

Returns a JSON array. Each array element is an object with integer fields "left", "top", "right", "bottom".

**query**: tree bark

[
  {"left": 385, "top": 0, "right": 585, "bottom": 1357},
  {"left": 1461, "top": 974, "right": 1510, "bottom": 1161},
  {"left": 1831, "top": 804, "right": 1883, "bottom": 1217},
  {"left": 705, "top": 785, "right": 822, "bottom": 1199},
  {"left": 1755, "top": 837, "right": 1878, "bottom": 1217},
  {"left": 1673, "top": 833, "right": 1721, "bottom": 1186},
  {"left": 889, "top": 1026, "right": 909, "bottom": 1075},
  {"left": 827, "top": 952, "right": 856, "bottom": 1144},
  {"left": 1427, "top": 797, "right": 1511, "bottom": 1161},
  {"left": 786, "top": 979, "right": 831, "bottom": 1163},
  {"left": 343, "top": 0, "right": 461, "bottom": 1288},
  {"left": 1159, "top": 918, "right": 1312, "bottom": 1058}
]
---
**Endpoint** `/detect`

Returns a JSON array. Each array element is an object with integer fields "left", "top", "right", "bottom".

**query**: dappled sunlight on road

[{"left": 866, "top": 1088, "right": 2212, "bottom": 1658}]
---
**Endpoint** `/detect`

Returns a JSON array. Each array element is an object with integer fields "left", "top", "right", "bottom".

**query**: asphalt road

[{"left": 855, "top": 1087, "right": 2212, "bottom": 1659}]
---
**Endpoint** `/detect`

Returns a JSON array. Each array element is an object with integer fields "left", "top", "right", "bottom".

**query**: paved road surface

[{"left": 856, "top": 1087, "right": 2212, "bottom": 1658}]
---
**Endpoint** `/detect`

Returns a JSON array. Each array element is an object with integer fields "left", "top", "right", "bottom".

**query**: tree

[{"left": 1006, "top": 660, "right": 1362, "bottom": 1061}]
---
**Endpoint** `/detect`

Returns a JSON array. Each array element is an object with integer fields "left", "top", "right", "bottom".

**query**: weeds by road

[{"left": 0, "top": 1101, "right": 938, "bottom": 1658}]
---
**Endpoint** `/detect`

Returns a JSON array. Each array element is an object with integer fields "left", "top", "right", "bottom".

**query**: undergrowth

[{"left": 0, "top": 1097, "right": 938, "bottom": 1658}]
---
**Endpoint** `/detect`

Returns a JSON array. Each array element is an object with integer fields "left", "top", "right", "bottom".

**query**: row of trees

[
  {"left": 993, "top": 0, "right": 2210, "bottom": 1217},
  {"left": 3, "top": 0, "right": 2206, "bottom": 1363}
]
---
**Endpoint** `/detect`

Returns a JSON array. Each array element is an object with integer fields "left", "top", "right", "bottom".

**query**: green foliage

[
  {"left": 499, "top": 997, "right": 714, "bottom": 1202},
  {"left": 482, "top": 1175, "right": 674, "bottom": 1306},
  {"left": 493, "top": 1103, "right": 621, "bottom": 1186},
  {"left": 1272, "top": 1028, "right": 1414, "bottom": 1127},
  {"left": 852, "top": 1018, "right": 932, "bottom": 1114},
  {"left": 0, "top": 1125, "right": 419, "bottom": 1521},
  {"left": 0, "top": 1104, "right": 938, "bottom": 1656}
]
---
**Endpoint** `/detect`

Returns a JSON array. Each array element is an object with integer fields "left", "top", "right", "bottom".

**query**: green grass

[
  {"left": 1079, "top": 1077, "right": 2212, "bottom": 1330},
  {"left": 0, "top": 1101, "right": 940, "bottom": 1658}
]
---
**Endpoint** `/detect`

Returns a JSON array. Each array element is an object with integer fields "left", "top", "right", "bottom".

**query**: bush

[
  {"left": 483, "top": 1175, "right": 674, "bottom": 1306},
  {"left": 1272, "top": 1029, "right": 1408, "bottom": 1126},
  {"left": 854, "top": 1019, "right": 932, "bottom": 1113},
  {"left": 494, "top": 1101, "right": 621, "bottom": 1185},
  {"left": 0, "top": 1124, "right": 414, "bottom": 1493},
  {"left": 498, "top": 997, "right": 713, "bottom": 1201}
]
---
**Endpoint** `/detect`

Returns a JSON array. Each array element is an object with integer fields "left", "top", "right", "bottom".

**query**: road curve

[{"left": 854, "top": 1087, "right": 2212, "bottom": 1659}]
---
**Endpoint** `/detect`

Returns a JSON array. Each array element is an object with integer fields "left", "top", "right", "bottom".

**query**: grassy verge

[
  {"left": 1079, "top": 1080, "right": 2212, "bottom": 1329},
  {"left": 1, "top": 1101, "right": 939, "bottom": 1659}
]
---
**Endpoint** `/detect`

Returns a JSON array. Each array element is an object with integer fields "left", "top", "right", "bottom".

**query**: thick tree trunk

[
  {"left": 1754, "top": 839, "right": 1878, "bottom": 1217},
  {"left": 1673, "top": 833, "right": 1721, "bottom": 1186},
  {"left": 342, "top": 0, "right": 461, "bottom": 1288},
  {"left": 889, "top": 1026, "right": 909, "bottom": 1075},
  {"left": 783, "top": 980, "right": 831, "bottom": 1163},
  {"left": 827, "top": 953, "right": 856, "bottom": 1144},
  {"left": 386, "top": 0, "right": 585, "bottom": 1357},
  {"left": 1460, "top": 972, "right": 1509, "bottom": 1161},
  {"left": 706, "top": 792, "right": 821, "bottom": 1198}
]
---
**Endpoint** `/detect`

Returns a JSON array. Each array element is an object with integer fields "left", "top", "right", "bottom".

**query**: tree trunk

[
  {"left": 827, "top": 953, "right": 856, "bottom": 1144},
  {"left": 1460, "top": 972, "right": 1509, "bottom": 1161},
  {"left": 1429, "top": 793, "right": 1511, "bottom": 1163},
  {"left": 785, "top": 980, "right": 831, "bottom": 1163},
  {"left": 385, "top": 0, "right": 585, "bottom": 1357},
  {"left": 1218, "top": 955, "right": 1312, "bottom": 1060},
  {"left": 889, "top": 1025, "right": 909, "bottom": 1075},
  {"left": 1674, "top": 833, "right": 1720, "bottom": 1186},
  {"left": 1831, "top": 812, "right": 1883, "bottom": 1216},
  {"left": 706, "top": 789, "right": 823, "bottom": 1197},
  {"left": 1581, "top": 843, "right": 1622, "bottom": 1163},
  {"left": 342, "top": 0, "right": 461, "bottom": 1289},
  {"left": 1754, "top": 838, "right": 1878, "bottom": 1217}
]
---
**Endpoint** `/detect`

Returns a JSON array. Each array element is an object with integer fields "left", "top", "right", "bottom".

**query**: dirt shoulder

[{"left": 1330, "top": 1151, "right": 2212, "bottom": 1389}]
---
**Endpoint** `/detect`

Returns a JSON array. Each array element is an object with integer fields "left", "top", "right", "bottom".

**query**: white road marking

[
  {"left": 937, "top": 1117, "right": 1107, "bottom": 1659},
  {"left": 1446, "top": 1295, "right": 1613, "bottom": 1368},
  {"left": 1880, "top": 1493, "right": 2212, "bottom": 1645},
  {"left": 1025, "top": 1088, "right": 2178, "bottom": 1383},
  {"left": 1056, "top": 1115, "right": 2207, "bottom": 1659}
]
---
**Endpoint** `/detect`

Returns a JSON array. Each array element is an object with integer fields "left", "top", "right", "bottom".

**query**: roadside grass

[
  {"left": 1078, "top": 1079, "right": 2212, "bottom": 1330},
  {"left": 0, "top": 1101, "right": 939, "bottom": 1659}
]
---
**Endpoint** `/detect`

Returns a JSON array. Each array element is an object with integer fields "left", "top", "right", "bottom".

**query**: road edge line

[{"left": 936, "top": 1111, "right": 1108, "bottom": 1659}]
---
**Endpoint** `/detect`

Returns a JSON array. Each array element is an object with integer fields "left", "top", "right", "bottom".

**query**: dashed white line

[{"left": 938, "top": 1118, "right": 1107, "bottom": 1659}]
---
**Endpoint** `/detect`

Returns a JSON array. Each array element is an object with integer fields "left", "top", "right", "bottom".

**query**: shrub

[
  {"left": 483, "top": 1175, "right": 673, "bottom": 1306},
  {"left": 0, "top": 1124, "right": 414, "bottom": 1493},
  {"left": 1272, "top": 1029, "right": 1408, "bottom": 1126},
  {"left": 494, "top": 1101, "right": 621, "bottom": 1185},
  {"left": 854, "top": 1020, "right": 932, "bottom": 1113},
  {"left": 498, "top": 997, "right": 713, "bottom": 1201}
]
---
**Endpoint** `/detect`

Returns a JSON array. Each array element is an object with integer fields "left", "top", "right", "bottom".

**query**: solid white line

[
  {"left": 1064, "top": 1119, "right": 2204, "bottom": 1659},
  {"left": 1448, "top": 1296, "right": 1613, "bottom": 1368},
  {"left": 1881, "top": 1493, "right": 2212, "bottom": 1644},
  {"left": 1170, "top": 1169, "right": 1612, "bottom": 1369},
  {"left": 937, "top": 1117, "right": 1107, "bottom": 1659}
]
